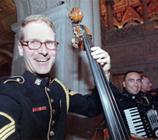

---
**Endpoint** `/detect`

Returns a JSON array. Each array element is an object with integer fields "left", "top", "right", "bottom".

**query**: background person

[{"left": 141, "top": 75, "right": 152, "bottom": 94}]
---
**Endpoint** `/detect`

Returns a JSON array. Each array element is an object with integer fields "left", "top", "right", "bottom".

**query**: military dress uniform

[
  {"left": 117, "top": 90, "right": 158, "bottom": 139},
  {"left": 0, "top": 70, "right": 119, "bottom": 140}
]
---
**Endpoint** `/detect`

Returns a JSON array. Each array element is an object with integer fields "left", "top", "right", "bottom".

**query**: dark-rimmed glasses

[{"left": 21, "top": 40, "right": 59, "bottom": 50}]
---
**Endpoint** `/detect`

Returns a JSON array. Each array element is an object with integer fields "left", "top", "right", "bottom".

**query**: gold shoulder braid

[
  {"left": 4, "top": 76, "right": 25, "bottom": 84},
  {"left": 69, "top": 90, "right": 78, "bottom": 95},
  {"left": 143, "top": 96, "right": 150, "bottom": 105},
  {"left": 53, "top": 78, "right": 70, "bottom": 113}
]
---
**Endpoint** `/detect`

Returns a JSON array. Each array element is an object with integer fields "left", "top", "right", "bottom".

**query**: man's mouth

[{"left": 35, "top": 58, "right": 49, "bottom": 62}]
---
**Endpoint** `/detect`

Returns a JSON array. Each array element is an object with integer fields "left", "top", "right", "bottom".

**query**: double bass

[{"left": 68, "top": 7, "right": 155, "bottom": 140}]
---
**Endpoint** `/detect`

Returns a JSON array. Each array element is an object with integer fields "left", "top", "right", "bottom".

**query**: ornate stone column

[
  {"left": 105, "top": 0, "right": 114, "bottom": 30},
  {"left": 140, "top": 0, "right": 149, "bottom": 22}
]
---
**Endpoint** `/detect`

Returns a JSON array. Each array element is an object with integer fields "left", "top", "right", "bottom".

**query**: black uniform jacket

[
  {"left": 116, "top": 90, "right": 156, "bottom": 137},
  {"left": 0, "top": 70, "right": 119, "bottom": 140}
]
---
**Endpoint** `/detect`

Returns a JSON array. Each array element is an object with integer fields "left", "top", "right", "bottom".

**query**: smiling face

[
  {"left": 18, "top": 21, "right": 57, "bottom": 76},
  {"left": 141, "top": 77, "right": 152, "bottom": 93},
  {"left": 123, "top": 72, "right": 142, "bottom": 95}
]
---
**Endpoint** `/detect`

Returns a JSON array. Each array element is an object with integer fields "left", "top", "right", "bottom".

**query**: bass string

[{"left": 82, "top": 29, "right": 130, "bottom": 139}]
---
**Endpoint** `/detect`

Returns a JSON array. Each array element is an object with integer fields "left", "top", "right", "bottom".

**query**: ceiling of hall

[{"left": 101, "top": 0, "right": 158, "bottom": 29}]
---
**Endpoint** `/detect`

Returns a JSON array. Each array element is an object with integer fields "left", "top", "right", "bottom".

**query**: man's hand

[{"left": 91, "top": 46, "right": 111, "bottom": 82}]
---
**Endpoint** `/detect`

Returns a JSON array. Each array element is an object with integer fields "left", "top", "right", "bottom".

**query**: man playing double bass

[{"left": 0, "top": 14, "right": 120, "bottom": 140}]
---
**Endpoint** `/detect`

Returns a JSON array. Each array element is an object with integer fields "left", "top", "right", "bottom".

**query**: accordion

[{"left": 124, "top": 106, "right": 158, "bottom": 139}]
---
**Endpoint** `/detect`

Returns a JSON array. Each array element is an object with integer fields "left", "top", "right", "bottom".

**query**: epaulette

[
  {"left": 3, "top": 76, "right": 25, "bottom": 84},
  {"left": 142, "top": 96, "right": 150, "bottom": 105},
  {"left": 53, "top": 78, "right": 70, "bottom": 113},
  {"left": 69, "top": 91, "right": 78, "bottom": 95},
  {"left": 52, "top": 78, "right": 78, "bottom": 95}
]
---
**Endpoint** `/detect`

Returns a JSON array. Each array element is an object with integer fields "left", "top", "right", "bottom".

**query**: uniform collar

[
  {"left": 122, "top": 89, "right": 141, "bottom": 100},
  {"left": 23, "top": 70, "right": 50, "bottom": 87}
]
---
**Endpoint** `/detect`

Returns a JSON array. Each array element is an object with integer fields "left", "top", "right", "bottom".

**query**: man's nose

[
  {"left": 38, "top": 43, "right": 48, "bottom": 55},
  {"left": 134, "top": 81, "right": 138, "bottom": 86}
]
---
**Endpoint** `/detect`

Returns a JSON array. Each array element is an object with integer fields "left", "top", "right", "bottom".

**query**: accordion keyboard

[
  {"left": 124, "top": 107, "right": 158, "bottom": 139},
  {"left": 124, "top": 107, "right": 147, "bottom": 137}
]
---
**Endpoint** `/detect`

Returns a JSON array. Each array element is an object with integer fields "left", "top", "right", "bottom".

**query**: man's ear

[
  {"left": 18, "top": 43, "right": 23, "bottom": 56},
  {"left": 122, "top": 81, "right": 125, "bottom": 88}
]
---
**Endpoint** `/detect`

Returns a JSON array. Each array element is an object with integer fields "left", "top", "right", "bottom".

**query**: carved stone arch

[
  {"left": 114, "top": 24, "right": 119, "bottom": 29},
  {"left": 149, "top": 13, "right": 158, "bottom": 28},
  {"left": 123, "top": 18, "right": 140, "bottom": 27},
  {"left": 148, "top": 0, "right": 158, "bottom": 28},
  {"left": 148, "top": 0, "right": 158, "bottom": 16},
  {"left": 122, "top": 6, "right": 141, "bottom": 27}
]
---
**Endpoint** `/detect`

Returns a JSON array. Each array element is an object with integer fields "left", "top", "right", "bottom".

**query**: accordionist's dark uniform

[
  {"left": 117, "top": 89, "right": 158, "bottom": 139},
  {"left": 0, "top": 70, "right": 119, "bottom": 140}
]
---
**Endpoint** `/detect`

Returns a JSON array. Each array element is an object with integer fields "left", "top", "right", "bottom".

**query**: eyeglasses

[
  {"left": 21, "top": 40, "right": 59, "bottom": 50},
  {"left": 143, "top": 81, "right": 151, "bottom": 85}
]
